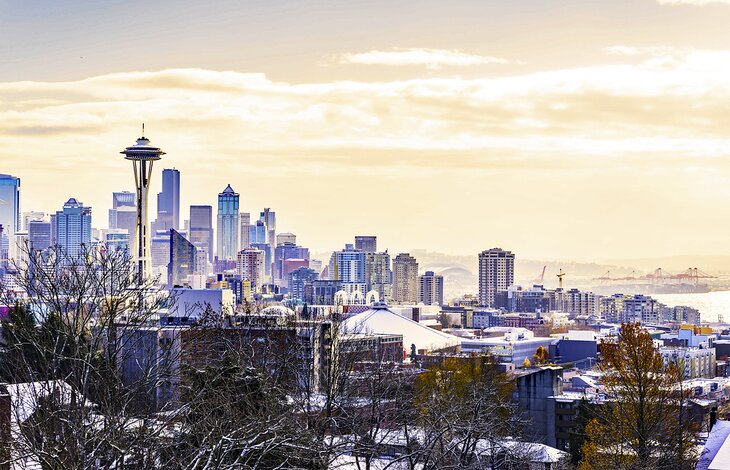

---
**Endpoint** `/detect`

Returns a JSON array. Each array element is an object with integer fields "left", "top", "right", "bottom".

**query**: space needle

[{"left": 121, "top": 125, "right": 165, "bottom": 284}]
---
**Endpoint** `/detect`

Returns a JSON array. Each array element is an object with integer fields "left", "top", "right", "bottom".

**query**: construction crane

[
  {"left": 557, "top": 269, "right": 567, "bottom": 290},
  {"left": 533, "top": 266, "right": 546, "bottom": 285}
]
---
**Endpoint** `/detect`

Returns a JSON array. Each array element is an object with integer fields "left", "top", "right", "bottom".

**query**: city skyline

[{"left": 5, "top": 1, "right": 730, "bottom": 260}]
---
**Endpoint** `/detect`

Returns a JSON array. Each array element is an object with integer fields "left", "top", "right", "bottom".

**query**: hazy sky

[{"left": 3, "top": 0, "right": 730, "bottom": 261}]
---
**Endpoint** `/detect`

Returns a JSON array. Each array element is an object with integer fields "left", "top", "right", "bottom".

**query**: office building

[
  {"left": 478, "top": 248, "right": 515, "bottom": 308},
  {"left": 153, "top": 168, "right": 180, "bottom": 232},
  {"left": 355, "top": 236, "right": 377, "bottom": 254},
  {"left": 237, "top": 248, "right": 265, "bottom": 293},
  {"left": 189, "top": 205, "right": 214, "bottom": 263},
  {"left": 288, "top": 266, "right": 319, "bottom": 301},
  {"left": 274, "top": 242, "right": 310, "bottom": 284},
  {"left": 168, "top": 229, "right": 196, "bottom": 287},
  {"left": 51, "top": 198, "right": 92, "bottom": 259},
  {"left": 392, "top": 253, "right": 419, "bottom": 304},
  {"left": 22, "top": 211, "right": 44, "bottom": 230},
  {"left": 120, "top": 131, "right": 165, "bottom": 282},
  {"left": 28, "top": 220, "right": 51, "bottom": 252},
  {"left": 0, "top": 175, "right": 21, "bottom": 258},
  {"left": 239, "top": 212, "right": 251, "bottom": 249},
  {"left": 365, "top": 252, "right": 391, "bottom": 302},
  {"left": 419, "top": 271, "right": 444, "bottom": 306},
  {"left": 216, "top": 185, "right": 239, "bottom": 262},
  {"left": 249, "top": 220, "right": 267, "bottom": 245},
  {"left": 276, "top": 232, "right": 297, "bottom": 246},
  {"left": 250, "top": 242, "right": 272, "bottom": 278},
  {"left": 150, "top": 230, "right": 171, "bottom": 281},
  {"left": 105, "top": 228, "right": 130, "bottom": 254}
]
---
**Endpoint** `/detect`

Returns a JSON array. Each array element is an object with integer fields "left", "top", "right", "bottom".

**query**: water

[{"left": 652, "top": 290, "right": 730, "bottom": 323}]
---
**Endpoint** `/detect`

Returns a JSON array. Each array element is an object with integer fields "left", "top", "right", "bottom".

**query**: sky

[{"left": 2, "top": 0, "right": 730, "bottom": 261}]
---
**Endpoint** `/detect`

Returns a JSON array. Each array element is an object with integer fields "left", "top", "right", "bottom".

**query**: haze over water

[{"left": 653, "top": 290, "right": 730, "bottom": 324}]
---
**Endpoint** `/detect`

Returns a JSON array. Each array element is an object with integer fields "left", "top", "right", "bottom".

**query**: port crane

[
  {"left": 592, "top": 267, "right": 716, "bottom": 286},
  {"left": 533, "top": 266, "right": 546, "bottom": 285},
  {"left": 557, "top": 269, "right": 567, "bottom": 289}
]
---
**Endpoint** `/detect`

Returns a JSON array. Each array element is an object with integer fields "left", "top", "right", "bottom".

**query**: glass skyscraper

[
  {"left": 52, "top": 198, "right": 92, "bottom": 259},
  {"left": 216, "top": 185, "right": 239, "bottom": 262},
  {"left": 168, "top": 229, "right": 196, "bottom": 287},
  {"left": 154, "top": 168, "right": 180, "bottom": 231},
  {"left": 189, "top": 205, "right": 213, "bottom": 263},
  {"left": 0, "top": 175, "right": 21, "bottom": 256}
]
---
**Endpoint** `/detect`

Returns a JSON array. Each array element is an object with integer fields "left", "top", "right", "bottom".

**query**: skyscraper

[
  {"left": 239, "top": 212, "right": 251, "bottom": 249},
  {"left": 168, "top": 229, "right": 196, "bottom": 287},
  {"left": 52, "top": 198, "right": 92, "bottom": 259},
  {"left": 109, "top": 191, "right": 136, "bottom": 255},
  {"left": 365, "top": 251, "right": 392, "bottom": 302},
  {"left": 189, "top": 205, "right": 214, "bottom": 263},
  {"left": 392, "top": 253, "right": 419, "bottom": 304},
  {"left": 288, "top": 266, "right": 319, "bottom": 302},
  {"left": 112, "top": 191, "right": 135, "bottom": 209},
  {"left": 329, "top": 244, "right": 366, "bottom": 284},
  {"left": 276, "top": 232, "right": 296, "bottom": 246},
  {"left": 355, "top": 236, "right": 377, "bottom": 254},
  {"left": 478, "top": 248, "right": 515, "bottom": 308},
  {"left": 419, "top": 271, "right": 444, "bottom": 306},
  {"left": 28, "top": 220, "right": 52, "bottom": 252},
  {"left": 120, "top": 131, "right": 165, "bottom": 283},
  {"left": 154, "top": 168, "right": 180, "bottom": 231},
  {"left": 274, "top": 242, "right": 309, "bottom": 284},
  {"left": 105, "top": 228, "right": 130, "bottom": 255},
  {"left": 237, "top": 248, "right": 265, "bottom": 293},
  {"left": 0, "top": 175, "right": 21, "bottom": 258},
  {"left": 216, "top": 185, "right": 239, "bottom": 262},
  {"left": 259, "top": 208, "right": 276, "bottom": 278}
]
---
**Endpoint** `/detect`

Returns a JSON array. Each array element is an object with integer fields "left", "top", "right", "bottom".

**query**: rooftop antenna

[{"left": 142, "top": 122, "right": 145, "bottom": 138}]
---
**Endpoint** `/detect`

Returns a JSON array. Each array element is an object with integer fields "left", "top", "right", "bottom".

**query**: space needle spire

[{"left": 121, "top": 125, "right": 165, "bottom": 284}]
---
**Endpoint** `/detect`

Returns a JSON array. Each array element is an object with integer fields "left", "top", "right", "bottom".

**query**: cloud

[
  {"left": 337, "top": 48, "right": 517, "bottom": 69},
  {"left": 657, "top": 0, "right": 730, "bottom": 5},
  {"left": 603, "top": 45, "right": 687, "bottom": 57},
  {"left": 8, "top": 50, "right": 730, "bottom": 258}
]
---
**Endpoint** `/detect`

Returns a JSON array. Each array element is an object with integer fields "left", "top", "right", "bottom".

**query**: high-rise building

[
  {"left": 150, "top": 229, "right": 171, "bottom": 282},
  {"left": 478, "top": 248, "right": 515, "bottom": 308},
  {"left": 250, "top": 242, "right": 272, "bottom": 278},
  {"left": 355, "top": 236, "right": 377, "bottom": 254},
  {"left": 0, "top": 175, "right": 21, "bottom": 258},
  {"left": 365, "top": 251, "right": 391, "bottom": 302},
  {"left": 154, "top": 168, "right": 180, "bottom": 232},
  {"left": 23, "top": 211, "right": 45, "bottom": 230},
  {"left": 288, "top": 267, "right": 319, "bottom": 302},
  {"left": 105, "top": 228, "right": 130, "bottom": 254},
  {"left": 274, "top": 242, "right": 310, "bottom": 284},
  {"left": 276, "top": 232, "right": 297, "bottom": 246},
  {"left": 237, "top": 248, "right": 265, "bottom": 293},
  {"left": 120, "top": 131, "right": 165, "bottom": 282},
  {"left": 239, "top": 212, "right": 251, "bottom": 249},
  {"left": 112, "top": 191, "right": 135, "bottom": 209},
  {"left": 329, "top": 244, "right": 366, "bottom": 284},
  {"left": 168, "top": 229, "right": 196, "bottom": 287},
  {"left": 249, "top": 220, "right": 267, "bottom": 245},
  {"left": 216, "top": 185, "right": 239, "bottom": 262},
  {"left": 28, "top": 220, "right": 52, "bottom": 252},
  {"left": 392, "top": 253, "right": 419, "bottom": 304},
  {"left": 51, "top": 198, "right": 92, "bottom": 259},
  {"left": 419, "top": 271, "right": 444, "bottom": 306},
  {"left": 259, "top": 208, "right": 276, "bottom": 279},
  {"left": 189, "top": 205, "right": 214, "bottom": 263},
  {"left": 109, "top": 191, "right": 137, "bottom": 255}
]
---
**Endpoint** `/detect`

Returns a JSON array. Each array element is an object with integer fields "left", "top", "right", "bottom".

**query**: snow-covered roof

[
  {"left": 698, "top": 420, "right": 730, "bottom": 470},
  {"left": 343, "top": 303, "right": 460, "bottom": 353}
]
